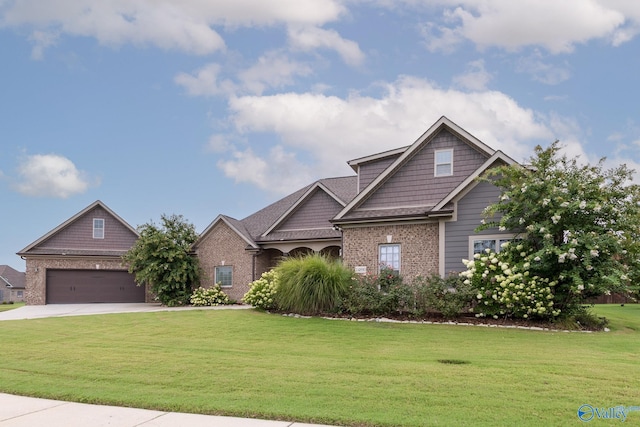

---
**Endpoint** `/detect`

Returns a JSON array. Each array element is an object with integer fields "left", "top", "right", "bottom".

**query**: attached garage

[{"left": 46, "top": 270, "right": 145, "bottom": 304}]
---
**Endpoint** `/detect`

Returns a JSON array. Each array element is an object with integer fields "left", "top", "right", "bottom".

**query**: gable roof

[
  {"left": 195, "top": 214, "right": 259, "bottom": 250},
  {"left": 195, "top": 176, "right": 357, "bottom": 249},
  {"left": 333, "top": 116, "right": 498, "bottom": 222},
  {"left": 17, "top": 200, "right": 139, "bottom": 256},
  {"left": 432, "top": 150, "right": 517, "bottom": 212},
  {"left": 0, "top": 265, "right": 25, "bottom": 289},
  {"left": 261, "top": 178, "right": 355, "bottom": 236}
]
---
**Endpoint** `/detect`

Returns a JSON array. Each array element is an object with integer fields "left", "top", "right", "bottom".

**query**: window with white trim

[
  {"left": 379, "top": 244, "right": 400, "bottom": 273},
  {"left": 93, "top": 218, "right": 105, "bottom": 239},
  {"left": 469, "top": 234, "right": 516, "bottom": 258},
  {"left": 215, "top": 266, "right": 233, "bottom": 288},
  {"left": 434, "top": 149, "right": 453, "bottom": 177}
]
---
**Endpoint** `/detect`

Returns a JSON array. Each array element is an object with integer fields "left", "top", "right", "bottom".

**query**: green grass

[
  {"left": 0, "top": 304, "right": 639, "bottom": 426},
  {"left": 0, "top": 302, "right": 24, "bottom": 312}
]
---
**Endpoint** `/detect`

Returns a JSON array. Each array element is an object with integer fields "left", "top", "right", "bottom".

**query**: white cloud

[
  {"left": 217, "top": 146, "right": 313, "bottom": 194},
  {"left": 288, "top": 26, "right": 365, "bottom": 66},
  {"left": 239, "top": 51, "right": 313, "bottom": 95},
  {"left": 174, "top": 63, "right": 236, "bottom": 97},
  {"left": 420, "top": 0, "right": 633, "bottom": 54},
  {"left": 28, "top": 30, "right": 59, "bottom": 60},
  {"left": 516, "top": 51, "right": 571, "bottom": 85},
  {"left": 15, "top": 154, "right": 92, "bottom": 198},
  {"left": 214, "top": 76, "right": 554, "bottom": 193},
  {"left": 0, "top": 0, "right": 346, "bottom": 56},
  {"left": 452, "top": 59, "right": 492, "bottom": 90}
]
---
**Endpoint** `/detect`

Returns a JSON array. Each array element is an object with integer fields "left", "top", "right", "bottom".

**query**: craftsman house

[
  {"left": 18, "top": 200, "right": 148, "bottom": 304},
  {"left": 19, "top": 116, "right": 516, "bottom": 305},
  {"left": 194, "top": 116, "right": 516, "bottom": 301}
]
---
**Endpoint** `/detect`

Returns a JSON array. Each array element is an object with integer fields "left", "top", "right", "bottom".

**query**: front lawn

[
  {"left": 0, "top": 302, "right": 24, "bottom": 312},
  {"left": 0, "top": 304, "right": 638, "bottom": 426}
]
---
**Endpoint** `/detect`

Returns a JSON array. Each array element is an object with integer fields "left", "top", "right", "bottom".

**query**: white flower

[
  {"left": 560, "top": 201, "right": 570, "bottom": 208},
  {"left": 590, "top": 249, "right": 599, "bottom": 257},
  {"left": 542, "top": 198, "right": 550, "bottom": 206},
  {"left": 551, "top": 214, "right": 561, "bottom": 224},
  {"left": 534, "top": 256, "right": 541, "bottom": 262},
  {"left": 579, "top": 200, "right": 587, "bottom": 209},
  {"left": 577, "top": 284, "right": 584, "bottom": 291},
  {"left": 499, "top": 226, "right": 506, "bottom": 231}
]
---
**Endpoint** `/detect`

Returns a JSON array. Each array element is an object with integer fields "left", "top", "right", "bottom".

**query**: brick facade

[
  {"left": 194, "top": 221, "right": 256, "bottom": 302},
  {"left": 342, "top": 222, "right": 439, "bottom": 281},
  {"left": 24, "top": 256, "right": 148, "bottom": 305}
]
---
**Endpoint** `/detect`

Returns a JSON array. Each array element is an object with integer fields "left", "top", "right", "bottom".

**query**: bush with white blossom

[
  {"left": 461, "top": 244, "right": 559, "bottom": 319},
  {"left": 190, "top": 284, "right": 232, "bottom": 306},
  {"left": 242, "top": 270, "right": 279, "bottom": 310},
  {"left": 475, "top": 141, "right": 640, "bottom": 316}
]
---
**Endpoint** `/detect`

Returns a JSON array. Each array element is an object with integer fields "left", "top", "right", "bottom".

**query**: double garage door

[{"left": 46, "top": 270, "right": 145, "bottom": 304}]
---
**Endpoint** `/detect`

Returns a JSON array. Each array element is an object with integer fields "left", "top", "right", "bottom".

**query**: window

[
  {"left": 379, "top": 244, "right": 400, "bottom": 273},
  {"left": 17, "top": 291, "right": 23, "bottom": 298},
  {"left": 215, "top": 266, "right": 233, "bottom": 288},
  {"left": 469, "top": 235, "right": 516, "bottom": 258},
  {"left": 93, "top": 218, "right": 105, "bottom": 239},
  {"left": 435, "top": 149, "right": 453, "bottom": 177}
]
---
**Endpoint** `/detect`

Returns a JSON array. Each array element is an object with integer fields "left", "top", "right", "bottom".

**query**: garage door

[{"left": 46, "top": 270, "right": 145, "bottom": 304}]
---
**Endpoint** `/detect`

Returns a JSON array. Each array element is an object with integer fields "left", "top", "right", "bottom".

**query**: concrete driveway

[{"left": 0, "top": 303, "right": 250, "bottom": 321}]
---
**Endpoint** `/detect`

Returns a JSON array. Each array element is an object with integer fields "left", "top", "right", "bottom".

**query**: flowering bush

[
  {"left": 242, "top": 270, "right": 279, "bottom": 310},
  {"left": 477, "top": 142, "right": 640, "bottom": 315},
  {"left": 461, "top": 245, "right": 559, "bottom": 320},
  {"left": 190, "top": 284, "right": 231, "bottom": 306}
]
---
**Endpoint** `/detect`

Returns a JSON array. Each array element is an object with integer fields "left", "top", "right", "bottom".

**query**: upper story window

[
  {"left": 93, "top": 218, "right": 105, "bottom": 239},
  {"left": 435, "top": 149, "right": 453, "bottom": 177}
]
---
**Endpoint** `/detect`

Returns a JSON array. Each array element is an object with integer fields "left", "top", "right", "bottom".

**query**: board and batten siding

[
  {"left": 359, "top": 130, "right": 488, "bottom": 210},
  {"left": 444, "top": 180, "right": 508, "bottom": 273},
  {"left": 277, "top": 189, "right": 344, "bottom": 231}
]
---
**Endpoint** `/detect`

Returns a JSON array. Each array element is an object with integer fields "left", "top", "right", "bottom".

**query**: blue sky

[{"left": 1, "top": 0, "right": 639, "bottom": 271}]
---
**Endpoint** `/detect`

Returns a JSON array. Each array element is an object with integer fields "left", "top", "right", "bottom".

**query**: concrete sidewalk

[
  {"left": 0, "top": 303, "right": 250, "bottom": 321},
  {"left": 0, "top": 393, "right": 336, "bottom": 426}
]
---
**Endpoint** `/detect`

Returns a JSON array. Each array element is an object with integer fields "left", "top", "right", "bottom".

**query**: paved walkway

[
  {"left": 0, "top": 393, "right": 335, "bottom": 427},
  {"left": 0, "top": 304, "right": 338, "bottom": 426}
]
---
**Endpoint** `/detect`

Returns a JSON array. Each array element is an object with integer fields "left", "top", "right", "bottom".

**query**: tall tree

[
  {"left": 478, "top": 142, "right": 640, "bottom": 315},
  {"left": 123, "top": 214, "right": 200, "bottom": 306}
]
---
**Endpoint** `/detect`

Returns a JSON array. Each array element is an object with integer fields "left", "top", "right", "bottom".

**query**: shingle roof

[
  {"left": 241, "top": 176, "right": 357, "bottom": 239},
  {"left": 0, "top": 265, "right": 25, "bottom": 289}
]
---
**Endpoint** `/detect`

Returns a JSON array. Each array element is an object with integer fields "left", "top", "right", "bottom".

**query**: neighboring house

[
  {"left": 194, "top": 116, "right": 516, "bottom": 301},
  {"left": 17, "top": 200, "right": 148, "bottom": 305},
  {"left": 0, "top": 265, "right": 25, "bottom": 303}
]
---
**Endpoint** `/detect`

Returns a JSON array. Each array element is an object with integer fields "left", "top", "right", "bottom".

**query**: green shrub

[
  {"left": 190, "top": 284, "right": 231, "bottom": 306},
  {"left": 414, "top": 274, "right": 475, "bottom": 318},
  {"left": 339, "top": 268, "right": 415, "bottom": 316},
  {"left": 242, "top": 270, "right": 279, "bottom": 310},
  {"left": 275, "top": 254, "right": 353, "bottom": 315}
]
